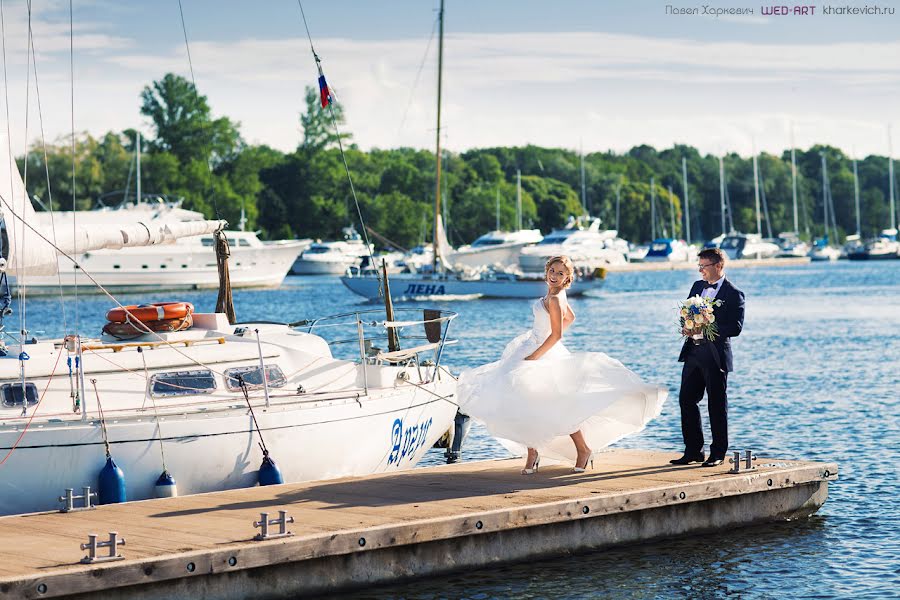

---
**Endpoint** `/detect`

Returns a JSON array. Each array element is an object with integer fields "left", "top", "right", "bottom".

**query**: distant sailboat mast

[
  {"left": 580, "top": 145, "right": 588, "bottom": 216},
  {"left": 136, "top": 131, "right": 141, "bottom": 204},
  {"left": 431, "top": 0, "right": 445, "bottom": 274},
  {"left": 753, "top": 153, "right": 762, "bottom": 236},
  {"left": 495, "top": 185, "right": 500, "bottom": 231},
  {"left": 790, "top": 125, "right": 799, "bottom": 233},
  {"left": 718, "top": 156, "right": 726, "bottom": 235},
  {"left": 516, "top": 169, "right": 522, "bottom": 230},
  {"left": 667, "top": 185, "right": 676, "bottom": 240},
  {"left": 650, "top": 176, "right": 656, "bottom": 240},
  {"left": 889, "top": 125, "right": 896, "bottom": 231},
  {"left": 852, "top": 158, "right": 861, "bottom": 236},
  {"left": 682, "top": 157, "right": 691, "bottom": 244}
]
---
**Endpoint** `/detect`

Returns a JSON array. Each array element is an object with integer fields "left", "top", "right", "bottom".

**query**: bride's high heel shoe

[
  {"left": 521, "top": 451, "right": 540, "bottom": 475},
  {"left": 572, "top": 449, "right": 594, "bottom": 473}
]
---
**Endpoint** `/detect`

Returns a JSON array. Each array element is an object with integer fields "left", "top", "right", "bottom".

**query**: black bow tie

[{"left": 704, "top": 281, "right": 718, "bottom": 289}]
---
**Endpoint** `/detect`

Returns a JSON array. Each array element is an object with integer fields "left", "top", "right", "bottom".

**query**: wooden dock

[
  {"left": 0, "top": 449, "right": 837, "bottom": 600},
  {"left": 606, "top": 256, "right": 811, "bottom": 273}
]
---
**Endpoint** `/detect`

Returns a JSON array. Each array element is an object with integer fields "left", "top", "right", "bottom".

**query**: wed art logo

[{"left": 665, "top": 4, "right": 895, "bottom": 16}]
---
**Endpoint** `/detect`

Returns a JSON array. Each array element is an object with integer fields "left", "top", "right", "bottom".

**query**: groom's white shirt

[{"left": 701, "top": 275, "right": 725, "bottom": 299}]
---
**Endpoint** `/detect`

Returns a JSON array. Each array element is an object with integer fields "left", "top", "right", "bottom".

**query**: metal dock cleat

[
  {"left": 59, "top": 487, "right": 97, "bottom": 513},
  {"left": 253, "top": 510, "right": 294, "bottom": 540},
  {"left": 728, "top": 449, "right": 757, "bottom": 473},
  {"left": 80, "top": 532, "right": 125, "bottom": 563}
]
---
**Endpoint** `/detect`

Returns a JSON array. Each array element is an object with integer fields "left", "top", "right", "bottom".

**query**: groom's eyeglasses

[{"left": 697, "top": 261, "right": 719, "bottom": 270}]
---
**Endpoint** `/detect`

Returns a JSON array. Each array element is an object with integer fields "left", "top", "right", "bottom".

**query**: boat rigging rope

[
  {"left": 89, "top": 378, "right": 113, "bottom": 459},
  {"left": 27, "top": 23, "right": 69, "bottom": 337},
  {"left": 69, "top": 0, "right": 79, "bottom": 334},
  {"left": 396, "top": 12, "right": 439, "bottom": 141},
  {"left": 238, "top": 377, "right": 272, "bottom": 461},
  {"left": 176, "top": 0, "right": 221, "bottom": 222},
  {"left": 137, "top": 346, "right": 169, "bottom": 472},
  {"left": 296, "top": 0, "right": 383, "bottom": 299}
]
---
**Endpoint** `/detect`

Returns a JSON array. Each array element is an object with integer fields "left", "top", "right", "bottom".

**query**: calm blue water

[{"left": 15, "top": 261, "right": 900, "bottom": 598}]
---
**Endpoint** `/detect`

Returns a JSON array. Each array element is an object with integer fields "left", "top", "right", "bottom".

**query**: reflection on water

[{"left": 16, "top": 260, "right": 900, "bottom": 597}]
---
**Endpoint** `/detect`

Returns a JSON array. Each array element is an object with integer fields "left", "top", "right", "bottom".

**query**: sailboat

[
  {"left": 808, "top": 153, "right": 841, "bottom": 261},
  {"left": 0, "top": 44, "right": 457, "bottom": 516},
  {"left": 341, "top": 2, "right": 605, "bottom": 300},
  {"left": 851, "top": 129, "right": 900, "bottom": 260}
]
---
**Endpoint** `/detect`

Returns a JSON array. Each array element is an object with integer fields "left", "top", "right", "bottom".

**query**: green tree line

[{"left": 18, "top": 73, "right": 900, "bottom": 248}]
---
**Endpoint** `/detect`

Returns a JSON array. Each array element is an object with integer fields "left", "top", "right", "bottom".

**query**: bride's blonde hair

[{"left": 545, "top": 255, "right": 574, "bottom": 289}]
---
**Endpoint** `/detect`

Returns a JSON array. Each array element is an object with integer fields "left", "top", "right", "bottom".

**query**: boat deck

[{"left": 0, "top": 449, "right": 837, "bottom": 599}]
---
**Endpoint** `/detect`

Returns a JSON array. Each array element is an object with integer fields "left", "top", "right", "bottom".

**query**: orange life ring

[
  {"left": 106, "top": 302, "right": 194, "bottom": 324},
  {"left": 102, "top": 314, "right": 194, "bottom": 340}
]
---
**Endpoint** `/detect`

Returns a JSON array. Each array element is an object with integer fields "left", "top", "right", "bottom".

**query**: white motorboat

[
  {"left": 291, "top": 227, "right": 372, "bottom": 275},
  {"left": 0, "top": 138, "right": 458, "bottom": 516},
  {"left": 12, "top": 229, "right": 304, "bottom": 293},
  {"left": 774, "top": 232, "right": 810, "bottom": 258},
  {"left": 643, "top": 238, "right": 696, "bottom": 263},
  {"left": 518, "top": 218, "right": 627, "bottom": 273},
  {"left": 448, "top": 229, "right": 542, "bottom": 270},
  {"left": 853, "top": 229, "right": 900, "bottom": 260},
  {"left": 719, "top": 233, "right": 780, "bottom": 260},
  {"left": 26, "top": 201, "right": 306, "bottom": 293}
]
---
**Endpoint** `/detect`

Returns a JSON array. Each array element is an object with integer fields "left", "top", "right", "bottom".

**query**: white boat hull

[
  {"left": 11, "top": 239, "right": 304, "bottom": 293},
  {"left": 0, "top": 379, "right": 455, "bottom": 516},
  {"left": 341, "top": 274, "right": 604, "bottom": 300},
  {"left": 291, "top": 256, "right": 361, "bottom": 275},
  {"left": 448, "top": 242, "right": 533, "bottom": 270}
]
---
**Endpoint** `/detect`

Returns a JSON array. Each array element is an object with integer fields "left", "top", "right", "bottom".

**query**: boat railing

[{"left": 290, "top": 308, "right": 458, "bottom": 384}]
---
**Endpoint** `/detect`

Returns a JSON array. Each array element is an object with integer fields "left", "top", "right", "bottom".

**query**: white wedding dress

[{"left": 457, "top": 291, "right": 668, "bottom": 462}]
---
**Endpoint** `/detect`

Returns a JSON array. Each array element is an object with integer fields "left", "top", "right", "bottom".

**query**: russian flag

[{"left": 318, "top": 74, "right": 331, "bottom": 108}]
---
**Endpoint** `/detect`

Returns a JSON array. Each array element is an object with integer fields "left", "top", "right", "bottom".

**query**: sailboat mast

[
  {"left": 853, "top": 158, "right": 861, "bottom": 236},
  {"left": 495, "top": 185, "right": 500, "bottom": 231},
  {"left": 668, "top": 185, "right": 675, "bottom": 239},
  {"left": 650, "top": 176, "right": 656, "bottom": 240},
  {"left": 889, "top": 125, "right": 896, "bottom": 231},
  {"left": 136, "top": 131, "right": 141, "bottom": 204},
  {"left": 790, "top": 128, "right": 799, "bottom": 233},
  {"left": 431, "top": 0, "right": 445, "bottom": 273},
  {"left": 580, "top": 146, "right": 587, "bottom": 215},
  {"left": 719, "top": 155, "right": 726, "bottom": 235},
  {"left": 682, "top": 157, "right": 691, "bottom": 244},
  {"left": 753, "top": 153, "right": 761, "bottom": 236},
  {"left": 516, "top": 169, "right": 522, "bottom": 230},
  {"left": 615, "top": 178, "right": 621, "bottom": 233},
  {"left": 820, "top": 152, "right": 829, "bottom": 241}
]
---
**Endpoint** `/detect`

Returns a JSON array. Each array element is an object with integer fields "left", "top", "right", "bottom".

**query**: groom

[{"left": 671, "top": 248, "right": 745, "bottom": 467}]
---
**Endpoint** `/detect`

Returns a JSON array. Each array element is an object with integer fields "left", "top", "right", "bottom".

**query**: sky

[{"left": 2, "top": 0, "right": 899, "bottom": 159}]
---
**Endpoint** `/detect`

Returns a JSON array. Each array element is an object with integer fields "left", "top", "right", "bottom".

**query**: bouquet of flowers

[{"left": 679, "top": 295, "right": 723, "bottom": 344}]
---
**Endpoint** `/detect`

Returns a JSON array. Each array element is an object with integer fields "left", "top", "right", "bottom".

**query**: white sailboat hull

[
  {"left": 291, "top": 255, "right": 361, "bottom": 275},
  {"left": 0, "top": 381, "right": 455, "bottom": 516},
  {"left": 341, "top": 274, "right": 604, "bottom": 300}
]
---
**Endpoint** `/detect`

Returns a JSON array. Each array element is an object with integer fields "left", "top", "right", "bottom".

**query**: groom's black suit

[{"left": 677, "top": 277, "right": 745, "bottom": 460}]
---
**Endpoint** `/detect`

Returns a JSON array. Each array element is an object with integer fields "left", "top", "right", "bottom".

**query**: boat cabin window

[
  {"left": 201, "top": 238, "right": 214, "bottom": 247},
  {"left": 472, "top": 239, "right": 505, "bottom": 247},
  {"left": 238, "top": 239, "right": 251, "bottom": 247},
  {"left": 539, "top": 234, "right": 569, "bottom": 245},
  {"left": 224, "top": 365, "right": 287, "bottom": 391},
  {"left": 650, "top": 242, "right": 670, "bottom": 252},
  {"left": 1, "top": 383, "right": 38, "bottom": 408},
  {"left": 150, "top": 370, "right": 217, "bottom": 397}
]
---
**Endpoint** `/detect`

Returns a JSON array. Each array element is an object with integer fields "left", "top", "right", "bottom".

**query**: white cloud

[{"left": 2, "top": 28, "right": 899, "bottom": 159}]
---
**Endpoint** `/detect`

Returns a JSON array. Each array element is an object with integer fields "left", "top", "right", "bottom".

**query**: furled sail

[
  {"left": 0, "top": 133, "right": 226, "bottom": 276},
  {"left": 0, "top": 146, "right": 63, "bottom": 276}
]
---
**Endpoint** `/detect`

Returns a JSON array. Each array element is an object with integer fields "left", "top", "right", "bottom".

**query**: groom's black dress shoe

[
  {"left": 669, "top": 452, "right": 705, "bottom": 465},
  {"left": 702, "top": 456, "right": 725, "bottom": 467}
]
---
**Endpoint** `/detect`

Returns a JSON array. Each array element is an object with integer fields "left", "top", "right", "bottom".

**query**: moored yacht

[
  {"left": 643, "top": 238, "right": 696, "bottom": 263},
  {"left": 808, "top": 237, "right": 841, "bottom": 262},
  {"left": 719, "top": 233, "right": 779, "bottom": 260},
  {"left": 291, "top": 227, "right": 373, "bottom": 275},
  {"left": 518, "top": 218, "right": 627, "bottom": 273},
  {"left": 850, "top": 229, "right": 900, "bottom": 260},
  {"left": 774, "top": 232, "right": 811, "bottom": 258},
  {"left": 447, "top": 228, "right": 542, "bottom": 270}
]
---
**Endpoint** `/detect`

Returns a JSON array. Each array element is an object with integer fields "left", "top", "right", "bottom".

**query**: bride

[{"left": 457, "top": 255, "right": 667, "bottom": 474}]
